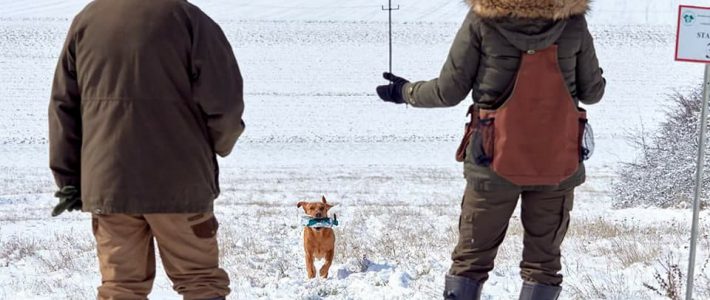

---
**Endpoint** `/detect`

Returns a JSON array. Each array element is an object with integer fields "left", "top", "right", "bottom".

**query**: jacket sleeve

[
  {"left": 48, "top": 19, "right": 82, "bottom": 189},
  {"left": 190, "top": 13, "right": 245, "bottom": 157},
  {"left": 403, "top": 10, "right": 481, "bottom": 108},
  {"left": 576, "top": 17, "right": 606, "bottom": 105}
]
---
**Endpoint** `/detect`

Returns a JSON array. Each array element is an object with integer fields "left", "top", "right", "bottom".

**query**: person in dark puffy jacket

[{"left": 376, "top": 1, "right": 605, "bottom": 299}]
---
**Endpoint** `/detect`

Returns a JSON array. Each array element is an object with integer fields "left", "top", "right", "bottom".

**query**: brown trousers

[
  {"left": 92, "top": 213, "right": 230, "bottom": 300},
  {"left": 449, "top": 184, "right": 574, "bottom": 286}
]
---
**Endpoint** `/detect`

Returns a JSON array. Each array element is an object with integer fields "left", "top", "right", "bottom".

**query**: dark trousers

[{"left": 449, "top": 184, "right": 574, "bottom": 285}]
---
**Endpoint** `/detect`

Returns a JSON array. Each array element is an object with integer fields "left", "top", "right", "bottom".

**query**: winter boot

[
  {"left": 519, "top": 281, "right": 561, "bottom": 300},
  {"left": 443, "top": 274, "right": 483, "bottom": 300}
]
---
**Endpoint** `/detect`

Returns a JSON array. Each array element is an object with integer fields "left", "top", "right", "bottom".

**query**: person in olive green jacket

[
  {"left": 48, "top": 0, "right": 244, "bottom": 299},
  {"left": 377, "top": 0, "right": 605, "bottom": 299}
]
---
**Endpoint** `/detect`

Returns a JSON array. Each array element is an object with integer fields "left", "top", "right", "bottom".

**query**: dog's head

[{"left": 297, "top": 196, "right": 333, "bottom": 219}]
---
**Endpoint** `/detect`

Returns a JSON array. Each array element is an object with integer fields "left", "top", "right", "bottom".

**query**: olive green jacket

[{"left": 403, "top": 0, "right": 605, "bottom": 191}]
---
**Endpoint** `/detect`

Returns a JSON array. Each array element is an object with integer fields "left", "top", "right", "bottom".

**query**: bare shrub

[
  {"left": 613, "top": 87, "right": 709, "bottom": 208},
  {"left": 643, "top": 253, "right": 684, "bottom": 300}
]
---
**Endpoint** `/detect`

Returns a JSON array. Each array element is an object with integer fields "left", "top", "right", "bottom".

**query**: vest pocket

[{"left": 472, "top": 118, "right": 495, "bottom": 166}]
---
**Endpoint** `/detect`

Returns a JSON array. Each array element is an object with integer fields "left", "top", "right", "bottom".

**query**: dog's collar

[{"left": 301, "top": 215, "right": 339, "bottom": 228}]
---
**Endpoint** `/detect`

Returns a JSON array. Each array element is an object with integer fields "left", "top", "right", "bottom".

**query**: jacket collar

[{"left": 467, "top": 0, "right": 589, "bottom": 20}]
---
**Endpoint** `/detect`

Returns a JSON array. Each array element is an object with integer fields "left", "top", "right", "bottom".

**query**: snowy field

[{"left": 1, "top": 0, "right": 710, "bottom": 299}]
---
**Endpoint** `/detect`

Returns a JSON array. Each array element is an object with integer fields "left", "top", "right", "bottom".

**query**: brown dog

[{"left": 297, "top": 196, "right": 335, "bottom": 279}]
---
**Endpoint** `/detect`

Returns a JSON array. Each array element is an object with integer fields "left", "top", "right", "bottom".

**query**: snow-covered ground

[{"left": 1, "top": 0, "right": 709, "bottom": 299}]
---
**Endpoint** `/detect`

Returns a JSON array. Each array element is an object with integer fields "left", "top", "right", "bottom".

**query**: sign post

[{"left": 676, "top": 5, "right": 710, "bottom": 300}]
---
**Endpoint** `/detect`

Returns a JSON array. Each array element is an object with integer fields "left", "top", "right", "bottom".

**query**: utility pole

[{"left": 382, "top": 0, "right": 399, "bottom": 74}]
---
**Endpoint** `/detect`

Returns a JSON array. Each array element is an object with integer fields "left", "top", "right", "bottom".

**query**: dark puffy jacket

[{"left": 403, "top": 0, "right": 605, "bottom": 191}]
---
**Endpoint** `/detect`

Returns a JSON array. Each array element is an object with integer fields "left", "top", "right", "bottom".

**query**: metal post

[
  {"left": 382, "top": 1, "right": 399, "bottom": 74},
  {"left": 686, "top": 64, "right": 710, "bottom": 300}
]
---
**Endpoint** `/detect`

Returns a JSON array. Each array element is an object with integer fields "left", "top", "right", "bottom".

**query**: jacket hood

[
  {"left": 493, "top": 19, "right": 567, "bottom": 51},
  {"left": 467, "top": 0, "right": 589, "bottom": 20}
]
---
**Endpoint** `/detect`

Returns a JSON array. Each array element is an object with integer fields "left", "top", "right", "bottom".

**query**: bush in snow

[{"left": 613, "top": 87, "right": 709, "bottom": 209}]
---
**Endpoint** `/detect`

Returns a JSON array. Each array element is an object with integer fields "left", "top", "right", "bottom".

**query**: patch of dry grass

[
  {"left": 0, "top": 229, "right": 98, "bottom": 298},
  {"left": 0, "top": 235, "right": 40, "bottom": 264}
]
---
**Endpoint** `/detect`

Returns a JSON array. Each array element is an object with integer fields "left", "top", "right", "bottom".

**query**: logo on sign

[{"left": 682, "top": 11, "right": 696, "bottom": 26}]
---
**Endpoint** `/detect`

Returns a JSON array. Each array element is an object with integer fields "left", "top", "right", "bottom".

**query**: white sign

[{"left": 676, "top": 5, "right": 710, "bottom": 63}]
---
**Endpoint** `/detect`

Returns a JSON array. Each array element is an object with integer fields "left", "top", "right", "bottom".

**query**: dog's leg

[
  {"left": 305, "top": 251, "right": 316, "bottom": 279},
  {"left": 319, "top": 249, "right": 334, "bottom": 278}
]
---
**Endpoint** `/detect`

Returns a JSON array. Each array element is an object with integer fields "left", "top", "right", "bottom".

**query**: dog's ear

[
  {"left": 321, "top": 196, "right": 327, "bottom": 204},
  {"left": 297, "top": 201, "right": 307, "bottom": 208}
]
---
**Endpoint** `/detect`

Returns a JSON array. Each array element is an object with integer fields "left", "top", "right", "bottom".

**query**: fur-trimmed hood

[{"left": 467, "top": 0, "right": 589, "bottom": 20}]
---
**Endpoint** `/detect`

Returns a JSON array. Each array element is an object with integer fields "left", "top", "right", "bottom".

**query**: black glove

[
  {"left": 376, "top": 72, "right": 409, "bottom": 104},
  {"left": 51, "top": 186, "right": 82, "bottom": 217}
]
